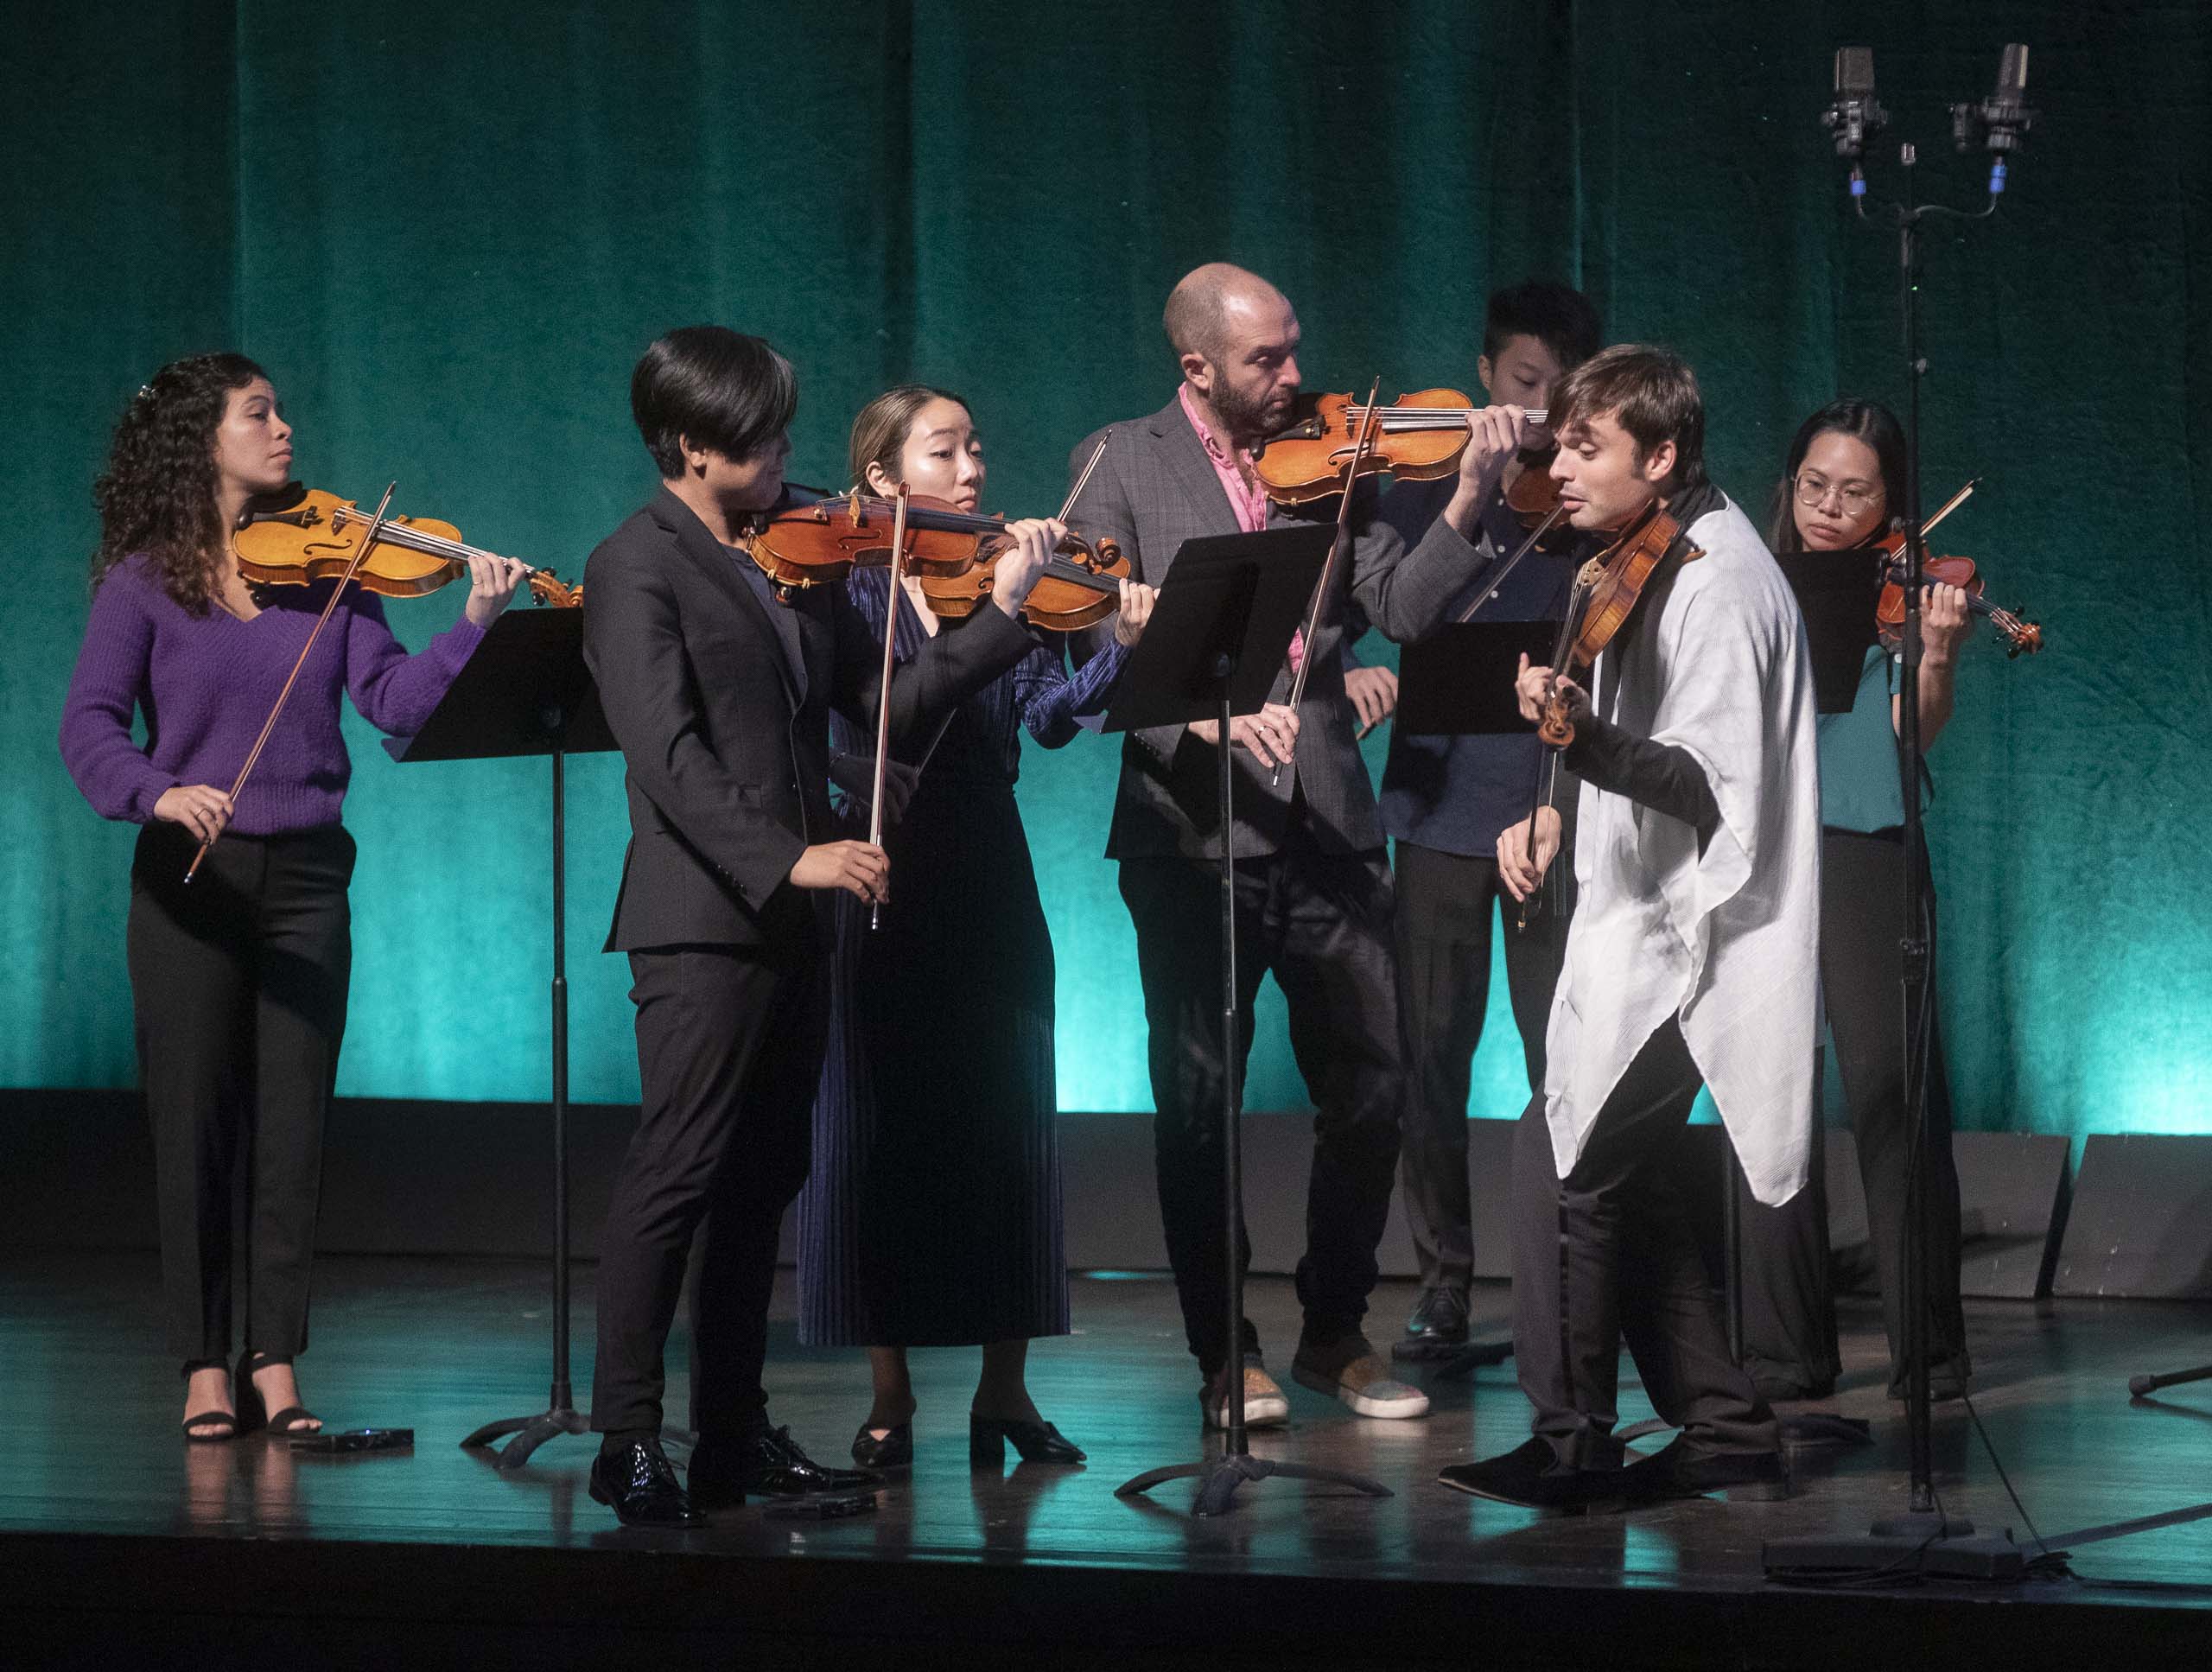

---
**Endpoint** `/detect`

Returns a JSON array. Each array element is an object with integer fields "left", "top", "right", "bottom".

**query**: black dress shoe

[
  {"left": 1393, "top": 1287, "right": 1470, "bottom": 1362},
  {"left": 589, "top": 1439, "right": 702, "bottom": 1528},
  {"left": 852, "top": 1421, "right": 913, "bottom": 1471},
  {"left": 695, "top": 1426, "right": 883, "bottom": 1504},
  {"left": 1437, "top": 1436, "right": 1625, "bottom": 1510},
  {"left": 1619, "top": 1436, "right": 1790, "bottom": 1504},
  {"left": 970, "top": 1414, "right": 1086, "bottom": 1467}
]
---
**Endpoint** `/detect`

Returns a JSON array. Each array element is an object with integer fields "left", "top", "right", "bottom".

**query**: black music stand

[
  {"left": 1391, "top": 620, "right": 1555, "bottom": 737},
  {"left": 1100, "top": 525, "right": 1387, "bottom": 1518},
  {"left": 385, "top": 607, "right": 614, "bottom": 1470},
  {"left": 1777, "top": 549, "right": 1885, "bottom": 714}
]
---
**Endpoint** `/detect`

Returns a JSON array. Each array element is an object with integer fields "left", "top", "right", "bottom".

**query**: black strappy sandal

[
  {"left": 235, "top": 1352, "right": 322, "bottom": 1436},
  {"left": 181, "top": 1358, "right": 236, "bottom": 1443}
]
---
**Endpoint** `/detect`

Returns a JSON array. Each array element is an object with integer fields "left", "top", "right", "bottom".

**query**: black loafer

[
  {"left": 1619, "top": 1436, "right": 1790, "bottom": 1504},
  {"left": 1394, "top": 1287, "right": 1470, "bottom": 1362},
  {"left": 696, "top": 1425, "right": 882, "bottom": 1503},
  {"left": 852, "top": 1422, "right": 913, "bottom": 1471},
  {"left": 589, "top": 1439, "right": 702, "bottom": 1528},
  {"left": 970, "top": 1414, "right": 1085, "bottom": 1467},
  {"left": 1438, "top": 1437, "right": 1625, "bottom": 1510}
]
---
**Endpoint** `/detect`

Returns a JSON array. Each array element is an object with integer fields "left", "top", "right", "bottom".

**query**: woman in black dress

[{"left": 796, "top": 385, "right": 1151, "bottom": 1468}]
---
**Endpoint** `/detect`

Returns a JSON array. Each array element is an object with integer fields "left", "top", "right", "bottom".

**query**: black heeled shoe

[
  {"left": 181, "top": 1359, "right": 236, "bottom": 1443},
  {"left": 969, "top": 1414, "right": 1085, "bottom": 1467},
  {"left": 852, "top": 1422, "right": 913, "bottom": 1471},
  {"left": 234, "top": 1353, "right": 321, "bottom": 1437}
]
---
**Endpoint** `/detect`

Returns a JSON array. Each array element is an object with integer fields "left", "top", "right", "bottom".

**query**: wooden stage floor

[{"left": 5, "top": 1249, "right": 2211, "bottom": 1667}]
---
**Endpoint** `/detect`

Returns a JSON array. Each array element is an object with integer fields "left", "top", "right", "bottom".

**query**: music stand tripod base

[{"left": 462, "top": 1406, "right": 593, "bottom": 1472}]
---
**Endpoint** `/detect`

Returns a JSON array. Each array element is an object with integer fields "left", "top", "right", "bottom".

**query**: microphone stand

[{"left": 1765, "top": 130, "right": 2024, "bottom": 1583}]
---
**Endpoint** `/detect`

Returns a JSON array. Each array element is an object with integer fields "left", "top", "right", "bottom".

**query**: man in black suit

[
  {"left": 582, "top": 326, "right": 1052, "bottom": 1526},
  {"left": 1071, "top": 264, "right": 1534, "bottom": 1430}
]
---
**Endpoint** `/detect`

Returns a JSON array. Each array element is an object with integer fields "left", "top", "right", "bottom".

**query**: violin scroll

[{"left": 527, "top": 569, "right": 582, "bottom": 608}]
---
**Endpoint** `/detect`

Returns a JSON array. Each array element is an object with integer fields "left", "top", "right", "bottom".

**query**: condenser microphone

[
  {"left": 1953, "top": 43, "right": 2036, "bottom": 156},
  {"left": 1822, "top": 48, "right": 1885, "bottom": 159}
]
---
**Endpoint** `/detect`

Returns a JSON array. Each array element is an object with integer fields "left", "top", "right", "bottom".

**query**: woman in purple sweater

[{"left": 59, "top": 353, "right": 525, "bottom": 1440}]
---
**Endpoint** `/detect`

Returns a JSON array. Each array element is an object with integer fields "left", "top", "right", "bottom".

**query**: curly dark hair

[{"left": 92, "top": 352, "right": 270, "bottom": 613}]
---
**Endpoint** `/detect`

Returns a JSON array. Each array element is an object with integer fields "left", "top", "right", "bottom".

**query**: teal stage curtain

[{"left": 5, "top": 2, "right": 2205, "bottom": 1141}]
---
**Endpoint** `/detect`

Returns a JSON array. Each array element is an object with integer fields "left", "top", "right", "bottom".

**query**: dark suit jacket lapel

[
  {"left": 1145, "top": 395, "right": 1243, "bottom": 546},
  {"left": 649, "top": 487, "right": 805, "bottom": 709}
]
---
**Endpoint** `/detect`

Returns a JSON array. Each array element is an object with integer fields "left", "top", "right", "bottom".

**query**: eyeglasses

[{"left": 1793, "top": 472, "right": 1882, "bottom": 516}]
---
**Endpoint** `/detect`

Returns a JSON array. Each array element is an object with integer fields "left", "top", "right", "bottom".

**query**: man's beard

[{"left": 1207, "top": 371, "right": 1293, "bottom": 448}]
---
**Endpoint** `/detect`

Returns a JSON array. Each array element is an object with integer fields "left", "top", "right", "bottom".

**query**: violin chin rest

[{"left": 246, "top": 480, "right": 310, "bottom": 514}]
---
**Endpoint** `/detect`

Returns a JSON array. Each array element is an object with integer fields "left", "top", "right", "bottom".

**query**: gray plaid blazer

[{"left": 1071, "top": 393, "right": 1495, "bottom": 861}]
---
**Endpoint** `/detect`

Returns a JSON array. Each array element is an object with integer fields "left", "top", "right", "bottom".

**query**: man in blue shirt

[{"left": 1374, "top": 283, "right": 1604, "bottom": 1359}]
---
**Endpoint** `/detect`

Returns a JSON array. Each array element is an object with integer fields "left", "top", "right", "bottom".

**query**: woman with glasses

[{"left": 1735, "top": 397, "right": 1975, "bottom": 1405}]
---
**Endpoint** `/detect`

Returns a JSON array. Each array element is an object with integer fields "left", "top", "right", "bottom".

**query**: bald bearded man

[{"left": 1069, "top": 264, "right": 1529, "bottom": 1429}]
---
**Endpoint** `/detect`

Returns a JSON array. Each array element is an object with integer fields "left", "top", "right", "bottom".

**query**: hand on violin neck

[
  {"left": 1919, "top": 581, "right": 1975, "bottom": 664},
  {"left": 1512, "top": 652, "right": 1586, "bottom": 728},
  {"left": 1112, "top": 579, "right": 1158, "bottom": 647},
  {"left": 988, "top": 518, "right": 1064, "bottom": 619},
  {"left": 462, "top": 551, "right": 531, "bottom": 626},
  {"left": 1444, "top": 404, "right": 1533, "bottom": 536}
]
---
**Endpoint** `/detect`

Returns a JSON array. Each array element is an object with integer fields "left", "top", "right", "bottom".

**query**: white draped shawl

[{"left": 1541, "top": 495, "right": 1822, "bottom": 1205}]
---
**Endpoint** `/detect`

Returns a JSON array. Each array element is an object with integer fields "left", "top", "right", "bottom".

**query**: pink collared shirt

[
  {"left": 1178, "top": 383, "right": 1305, "bottom": 673},
  {"left": 1179, "top": 382, "right": 1271, "bottom": 535}
]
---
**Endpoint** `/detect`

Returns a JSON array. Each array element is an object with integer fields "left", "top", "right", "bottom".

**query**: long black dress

[{"left": 797, "top": 572, "right": 1123, "bottom": 1347}]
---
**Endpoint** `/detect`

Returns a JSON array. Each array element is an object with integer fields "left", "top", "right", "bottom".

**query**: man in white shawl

[{"left": 1438, "top": 346, "right": 1821, "bottom": 1511}]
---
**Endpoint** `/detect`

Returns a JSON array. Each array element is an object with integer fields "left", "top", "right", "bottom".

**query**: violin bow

[
  {"left": 1061, "top": 431, "right": 1110, "bottom": 522},
  {"left": 1452, "top": 499, "right": 1569, "bottom": 626},
  {"left": 866, "top": 483, "right": 912, "bottom": 931},
  {"left": 185, "top": 481, "right": 398, "bottom": 885},
  {"left": 1271, "top": 378, "right": 1384, "bottom": 788}
]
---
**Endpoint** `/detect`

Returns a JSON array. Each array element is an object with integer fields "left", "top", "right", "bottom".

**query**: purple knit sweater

[{"left": 59, "top": 556, "right": 485, "bottom": 836}]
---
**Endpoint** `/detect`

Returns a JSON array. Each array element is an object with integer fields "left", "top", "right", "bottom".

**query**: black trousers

[
  {"left": 1392, "top": 839, "right": 1571, "bottom": 1294},
  {"left": 590, "top": 939, "right": 828, "bottom": 1440},
  {"left": 126, "top": 821, "right": 354, "bottom": 1366},
  {"left": 1119, "top": 840, "right": 1404, "bottom": 1376},
  {"left": 1511, "top": 1019, "right": 1778, "bottom": 1467},
  {"left": 1736, "top": 827, "right": 1969, "bottom": 1396}
]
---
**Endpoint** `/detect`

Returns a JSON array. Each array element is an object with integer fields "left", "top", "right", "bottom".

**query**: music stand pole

[
  {"left": 1101, "top": 524, "right": 1389, "bottom": 1516},
  {"left": 388, "top": 605, "right": 612, "bottom": 1469},
  {"left": 459, "top": 709, "right": 591, "bottom": 1467}
]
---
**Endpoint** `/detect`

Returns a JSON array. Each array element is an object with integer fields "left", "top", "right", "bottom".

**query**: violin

[
  {"left": 1503, "top": 501, "right": 1696, "bottom": 929},
  {"left": 1255, "top": 388, "right": 1548, "bottom": 504},
  {"left": 742, "top": 491, "right": 992, "bottom": 588},
  {"left": 1502, "top": 446, "right": 1580, "bottom": 553},
  {"left": 1536, "top": 503, "right": 1694, "bottom": 747},
  {"left": 235, "top": 485, "right": 581, "bottom": 607},
  {"left": 1872, "top": 539, "right": 2041, "bottom": 658},
  {"left": 742, "top": 490, "right": 1128, "bottom": 631},
  {"left": 914, "top": 538, "right": 1129, "bottom": 633},
  {"left": 1819, "top": 476, "right": 2036, "bottom": 658},
  {"left": 188, "top": 481, "right": 563, "bottom": 887}
]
